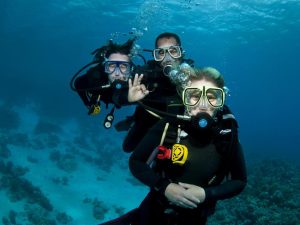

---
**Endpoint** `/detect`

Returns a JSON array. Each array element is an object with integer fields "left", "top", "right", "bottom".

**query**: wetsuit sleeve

[
  {"left": 129, "top": 119, "right": 171, "bottom": 194},
  {"left": 74, "top": 74, "right": 92, "bottom": 107},
  {"left": 74, "top": 65, "right": 106, "bottom": 107},
  {"left": 204, "top": 142, "right": 247, "bottom": 201}
]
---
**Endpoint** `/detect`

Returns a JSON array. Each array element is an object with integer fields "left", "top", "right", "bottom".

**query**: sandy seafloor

[{"left": 0, "top": 104, "right": 148, "bottom": 224}]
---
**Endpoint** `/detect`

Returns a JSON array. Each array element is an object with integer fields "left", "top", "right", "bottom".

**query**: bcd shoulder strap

[
  {"left": 208, "top": 114, "right": 239, "bottom": 185},
  {"left": 146, "top": 122, "right": 170, "bottom": 166}
]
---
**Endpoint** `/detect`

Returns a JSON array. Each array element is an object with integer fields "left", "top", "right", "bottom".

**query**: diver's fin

[
  {"left": 114, "top": 116, "right": 135, "bottom": 132},
  {"left": 98, "top": 208, "right": 138, "bottom": 225}
]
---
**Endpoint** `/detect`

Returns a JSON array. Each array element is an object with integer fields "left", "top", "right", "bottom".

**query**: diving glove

[{"left": 88, "top": 104, "right": 101, "bottom": 115}]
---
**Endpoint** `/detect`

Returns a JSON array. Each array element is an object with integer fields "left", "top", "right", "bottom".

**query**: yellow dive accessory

[
  {"left": 89, "top": 104, "right": 101, "bottom": 115},
  {"left": 88, "top": 95, "right": 101, "bottom": 116},
  {"left": 156, "top": 144, "right": 188, "bottom": 166},
  {"left": 155, "top": 123, "right": 188, "bottom": 166},
  {"left": 171, "top": 144, "right": 188, "bottom": 165}
]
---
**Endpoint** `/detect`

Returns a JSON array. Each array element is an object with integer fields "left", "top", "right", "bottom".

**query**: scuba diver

[
  {"left": 99, "top": 67, "right": 247, "bottom": 225},
  {"left": 119, "top": 32, "right": 195, "bottom": 152},
  {"left": 120, "top": 32, "right": 238, "bottom": 155},
  {"left": 70, "top": 38, "right": 136, "bottom": 128}
]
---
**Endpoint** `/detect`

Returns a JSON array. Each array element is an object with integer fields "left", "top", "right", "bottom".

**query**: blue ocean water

[{"left": 0, "top": 0, "right": 299, "bottom": 224}]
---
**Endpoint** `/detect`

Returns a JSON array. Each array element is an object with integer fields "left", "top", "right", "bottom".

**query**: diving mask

[
  {"left": 153, "top": 46, "right": 182, "bottom": 62},
  {"left": 104, "top": 61, "right": 132, "bottom": 77},
  {"left": 182, "top": 86, "right": 225, "bottom": 109}
]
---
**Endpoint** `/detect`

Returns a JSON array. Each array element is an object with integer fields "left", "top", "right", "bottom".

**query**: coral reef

[
  {"left": 113, "top": 206, "right": 126, "bottom": 216},
  {"left": 92, "top": 198, "right": 109, "bottom": 221},
  {"left": 68, "top": 134, "right": 125, "bottom": 173},
  {"left": 92, "top": 138, "right": 125, "bottom": 173},
  {"left": 24, "top": 204, "right": 56, "bottom": 225},
  {"left": 7, "top": 132, "right": 30, "bottom": 148},
  {"left": 30, "top": 133, "right": 61, "bottom": 150},
  {"left": 0, "top": 160, "right": 53, "bottom": 211},
  {"left": 51, "top": 176, "right": 69, "bottom": 186},
  {"left": 49, "top": 151, "right": 78, "bottom": 173},
  {"left": 55, "top": 212, "right": 73, "bottom": 224},
  {"left": 0, "top": 143, "right": 11, "bottom": 158},
  {"left": 208, "top": 159, "right": 300, "bottom": 225},
  {"left": 73, "top": 134, "right": 92, "bottom": 150},
  {"left": 44, "top": 134, "right": 61, "bottom": 148},
  {"left": 1, "top": 204, "right": 73, "bottom": 225},
  {"left": 34, "top": 120, "right": 62, "bottom": 135},
  {"left": 49, "top": 150, "right": 62, "bottom": 162},
  {"left": 1, "top": 210, "right": 18, "bottom": 225},
  {"left": 29, "top": 120, "right": 63, "bottom": 149},
  {"left": 0, "top": 105, "right": 20, "bottom": 131},
  {"left": 83, "top": 198, "right": 109, "bottom": 221}
]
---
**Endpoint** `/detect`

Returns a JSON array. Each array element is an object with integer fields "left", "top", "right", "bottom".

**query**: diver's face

[
  {"left": 156, "top": 37, "right": 182, "bottom": 68},
  {"left": 185, "top": 80, "right": 221, "bottom": 117},
  {"left": 107, "top": 53, "right": 131, "bottom": 83}
]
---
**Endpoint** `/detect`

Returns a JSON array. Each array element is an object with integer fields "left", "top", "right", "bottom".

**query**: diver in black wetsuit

[
  {"left": 129, "top": 67, "right": 247, "bottom": 225},
  {"left": 99, "top": 67, "right": 247, "bottom": 225},
  {"left": 70, "top": 38, "right": 135, "bottom": 128},
  {"left": 121, "top": 32, "right": 194, "bottom": 152},
  {"left": 121, "top": 32, "right": 239, "bottom": 155}
]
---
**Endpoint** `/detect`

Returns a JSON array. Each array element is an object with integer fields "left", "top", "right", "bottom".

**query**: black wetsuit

[
  {"left": 129, "top": 118, "right": 247, "bottom": 225},
  {"left": 74, "top": 64, "right": 128, "bottom": 109},
  {"left": 122, "top": 60, "right": 185, "bottom": 152}
]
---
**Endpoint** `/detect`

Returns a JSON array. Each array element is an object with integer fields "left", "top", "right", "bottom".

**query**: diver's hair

[
  {"left": 187, "top": 67, "right": 225, "bottom": 88},
  {"left": 155, "top": 32, "right": 181, "bottom": 47},
  {"left": 104, "top": 38, "right": 136, "bottom": 59}
]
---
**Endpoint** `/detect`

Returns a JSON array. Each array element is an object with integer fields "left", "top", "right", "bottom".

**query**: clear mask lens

[
  {"left": 104, "top": 61, "right": 131, "bottom": 76},
  {"left": 206, "top": 89, "right": 224, "bottom": 107},
  {"left": 183, "top": 87, "right": 224, "bottom": 108},
  {"left": 153, "top": 46, "right": 182, "bottom": 61}
]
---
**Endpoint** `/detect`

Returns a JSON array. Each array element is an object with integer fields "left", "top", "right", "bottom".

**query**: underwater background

[{"left": 0, "top": 0, "right": 299, "bottom": 224}]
